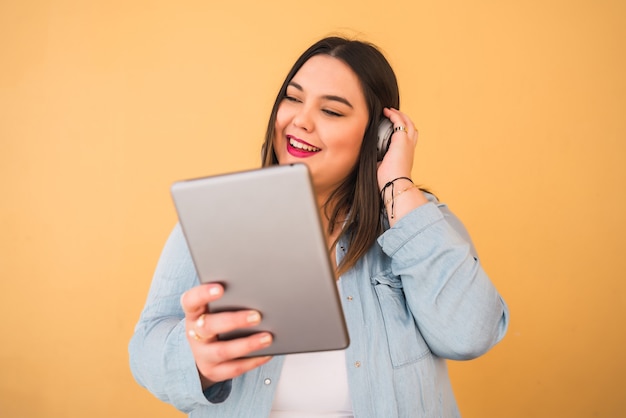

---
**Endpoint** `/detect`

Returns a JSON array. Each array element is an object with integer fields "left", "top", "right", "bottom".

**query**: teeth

[{"left": 289, "top": 138, "right": 320, "bottom": 152}]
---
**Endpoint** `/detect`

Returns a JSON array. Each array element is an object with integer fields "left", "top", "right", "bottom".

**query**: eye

[
  {"left": 284, "top": 95, "right": 301, "bottom": 103},
  {"left": 323, "top": 109, "right": 343, "bottom": 117}
]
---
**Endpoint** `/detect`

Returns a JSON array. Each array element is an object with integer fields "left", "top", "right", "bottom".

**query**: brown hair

[{"left": 261, "top": 36, "right": 400, "bottom": 277}]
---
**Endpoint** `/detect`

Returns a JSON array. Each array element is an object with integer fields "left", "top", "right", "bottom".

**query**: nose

[{"left": 292, "top": 105, "right": 314, "bottom": 132}]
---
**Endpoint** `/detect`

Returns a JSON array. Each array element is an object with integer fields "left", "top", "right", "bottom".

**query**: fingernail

[
  {"left": 208, "top": 286, "right": 221, "bottom": 296},
  {"left": 259, "top": 334, "right": 272, "bottom": 346},
  {"left": 247, "top": 311, "right": 261, "bottom": 324},
  {"left": 196, "top": 314, "right": 205, "bottom": 327}
]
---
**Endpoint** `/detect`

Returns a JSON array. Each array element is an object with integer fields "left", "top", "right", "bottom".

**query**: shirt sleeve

[
  {"left": 377, "top": 198, "right": 509, "bottom": 360},
  {"left": 128, "top": 224, "right": 232, "bottom": 412}
]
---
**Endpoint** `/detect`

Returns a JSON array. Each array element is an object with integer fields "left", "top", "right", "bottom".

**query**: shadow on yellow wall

[{"left": 1, "top": 1, "right": 625, "bottom": 417}]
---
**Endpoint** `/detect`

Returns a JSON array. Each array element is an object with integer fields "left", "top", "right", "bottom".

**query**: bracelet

[
  {"left": 380, "top": 177, "right": 414, "bottom": 219},
  {"left": 384, "top": 184, "right": 418, "bottom": 206}
]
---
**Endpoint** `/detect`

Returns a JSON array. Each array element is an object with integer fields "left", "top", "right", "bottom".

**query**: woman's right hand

[{"left": 180, "top": 283, "right": 274, "bottom": 389}]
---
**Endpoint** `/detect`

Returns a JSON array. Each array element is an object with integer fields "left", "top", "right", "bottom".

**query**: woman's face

[{"left": 273, "top": 54, "right": 369, "bottom": 198}]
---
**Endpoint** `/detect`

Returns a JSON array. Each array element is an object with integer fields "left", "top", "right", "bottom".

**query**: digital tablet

[{"left": 170, "top": 164, "right": 350, "bottom": 357}]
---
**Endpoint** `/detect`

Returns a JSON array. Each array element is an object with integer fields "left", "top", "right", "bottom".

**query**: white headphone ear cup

[{"left": 377, "top": 118, "right": 394, "bottom": 161}]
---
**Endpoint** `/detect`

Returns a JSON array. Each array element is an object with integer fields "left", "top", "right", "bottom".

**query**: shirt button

[
  {"left": 347, "top": 296, "right": 353, "bottom": 301},
  {"left": 264, "top": 378, "right": 272, "bottom": 385},
  {"left": 354, "top": 361, "right": 361, "bottom": 368}
]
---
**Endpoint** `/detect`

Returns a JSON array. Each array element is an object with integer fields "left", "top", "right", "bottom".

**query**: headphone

[{"left": 376, "top": 118, "right": 394, "bottom": 161}]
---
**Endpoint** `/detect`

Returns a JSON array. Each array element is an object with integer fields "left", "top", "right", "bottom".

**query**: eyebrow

[{"left": 288, "top": 81, "right": 354, "bottom": 109}]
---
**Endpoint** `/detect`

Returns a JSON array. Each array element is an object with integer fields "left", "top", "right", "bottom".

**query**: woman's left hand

[
  {"left": 377, "top": 108, "right": 428, "bottom": 225},
  {"left": 376, "top": 107, "right": 419, "bottom": 190}
]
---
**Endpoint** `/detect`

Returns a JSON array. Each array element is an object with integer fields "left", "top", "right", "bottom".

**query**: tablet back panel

[{"left": 171, "top": 164, "right": 349, "bottom": 357}]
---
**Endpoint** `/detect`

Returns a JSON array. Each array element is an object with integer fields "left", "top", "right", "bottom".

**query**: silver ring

[{"left": 393, "top": 125, "right": 408, "bottom": 133}]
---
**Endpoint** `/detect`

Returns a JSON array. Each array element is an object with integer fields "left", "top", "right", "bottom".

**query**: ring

[
  {"left": 393, "top": 125, "right": 408, "bottom": 133},
  {"left": 189, "top": 328, "right": 209, "bottom": 342}
]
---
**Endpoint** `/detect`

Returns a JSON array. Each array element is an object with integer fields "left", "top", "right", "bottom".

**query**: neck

[
  {"left": 316, "top": 190, "right": 348, "bottom": 279},
  {"left": 317, "top": 193, "right": 338, "bottom": 231},
  {"left": 319, "top": 199, "right": 347, "bottom": 243}
]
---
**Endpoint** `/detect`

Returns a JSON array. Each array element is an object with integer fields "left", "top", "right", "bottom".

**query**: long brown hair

[{"left": 261, "top": 36, "right": 400, "bottom": 277}]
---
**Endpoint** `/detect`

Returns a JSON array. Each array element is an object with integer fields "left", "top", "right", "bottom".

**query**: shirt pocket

[{"left": 372, "top": 273, "right": 431, "bottom": 368}]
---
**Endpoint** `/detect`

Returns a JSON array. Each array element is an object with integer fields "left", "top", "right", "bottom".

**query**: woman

[{"left": 129, "top": 36, "right": 509, "bottom": 417}]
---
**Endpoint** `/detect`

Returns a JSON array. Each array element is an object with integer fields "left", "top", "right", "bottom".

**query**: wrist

[
  {"left": 383, "top": 183, "right": 418, "bottom": 206},
  {"left": 379, "top": 177, "right": 426, "bottom": 221},
  {"left": 379, "top": 176, "right": 413, "bottom": 196}
]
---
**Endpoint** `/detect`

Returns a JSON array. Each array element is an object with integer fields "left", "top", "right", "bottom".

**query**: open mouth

[{"left": 287, "top": 135, "right": 321, "bottom": 155}]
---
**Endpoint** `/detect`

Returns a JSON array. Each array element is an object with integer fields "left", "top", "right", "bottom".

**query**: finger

[
  {"left": 202, "top": 332, "right": 274, "bottom": 364},
  {"left": 384, "top": 108, "right": 418, "bottom": 141},
  {"left": 383, "top": 107, "right": 407, "bottom": 123},
  {"left": 384, "top": 108, "right": 415, "bottom": 130},
  {"left": 188, "top": 326, "right": 213, "bottom": 343},
  {"left": 193, "top": 310, "right": 263, "bottom": 341},
  {"left": 181, "top": 283, "right": 224, "bottom": 319}
]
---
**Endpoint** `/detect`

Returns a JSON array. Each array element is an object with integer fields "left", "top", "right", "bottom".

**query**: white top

[{"left": 269, "top": 349, "right": 353, "bottom": 417}]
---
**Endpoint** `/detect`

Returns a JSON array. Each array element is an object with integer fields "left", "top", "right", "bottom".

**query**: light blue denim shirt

[{"left": 129, "top": 194, "right": 509, "bottom": 417}]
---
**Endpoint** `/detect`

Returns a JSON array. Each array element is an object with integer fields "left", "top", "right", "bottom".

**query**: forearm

[
  {"left": 378, "top": 202, "right": 509, "bottom": 360},
  {"left": 128, "top": 224, "right": 218, "bottom": 410}
]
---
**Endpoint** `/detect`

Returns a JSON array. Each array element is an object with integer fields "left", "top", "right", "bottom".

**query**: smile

[{"left": 288, "top": 136, "right": 321, "bottom": 153}]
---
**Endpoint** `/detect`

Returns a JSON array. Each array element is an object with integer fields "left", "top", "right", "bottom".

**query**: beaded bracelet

[{"left": 380, "top": 177, "right": 414, "bottom": 219}]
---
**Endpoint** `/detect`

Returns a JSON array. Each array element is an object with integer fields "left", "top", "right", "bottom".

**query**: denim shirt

[{"left": 129, "top": 195, "right": 509, "bottom": 417}]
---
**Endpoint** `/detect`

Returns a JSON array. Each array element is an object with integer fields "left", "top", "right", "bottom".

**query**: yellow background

[{"left": 1, "top": 0, "right": 625, "bottom": 416}]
